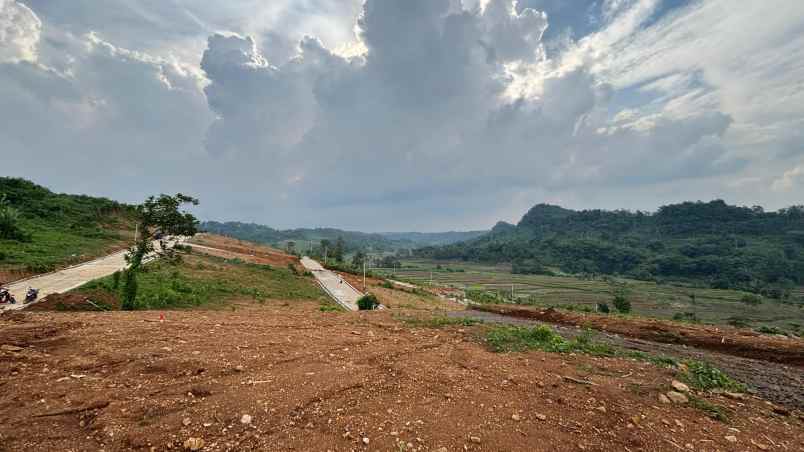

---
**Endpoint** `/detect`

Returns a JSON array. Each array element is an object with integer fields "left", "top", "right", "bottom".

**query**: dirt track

[
  {"left": 471, "top": 304, "right": 804, "bottom": 367},
  {"left": 1, "top": 303, "right": 802, "bottom": 451}
]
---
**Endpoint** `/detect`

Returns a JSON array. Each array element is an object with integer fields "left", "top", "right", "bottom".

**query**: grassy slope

[
  {"left": 74, "top": 253, "right": 329, "bottom": 310},
  {"left": 0, "top": 177, "right": 135, "bottom": 278}
]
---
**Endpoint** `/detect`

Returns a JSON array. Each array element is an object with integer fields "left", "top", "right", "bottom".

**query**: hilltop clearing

[{"left": 2, "top": 236, "right": 802, "bottom": 451}]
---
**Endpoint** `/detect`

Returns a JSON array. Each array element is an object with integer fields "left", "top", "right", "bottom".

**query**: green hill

[
  {"left": 200, "top": 221, "right": 486, "bottom": 252},
  {"left": 0, "top": 177, "right": 136, "bottom": 280},
  {"left": 415, "top": 200, "right": 804, "bottom": 299}
]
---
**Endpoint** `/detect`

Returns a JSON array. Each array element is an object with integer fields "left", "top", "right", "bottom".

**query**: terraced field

[{"left": 374, "top": 259, "right": 804, "bottom": 335}]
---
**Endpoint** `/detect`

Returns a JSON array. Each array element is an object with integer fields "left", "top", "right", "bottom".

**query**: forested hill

[
  {"left": 414, "top": 200, "right": 804, "bottom": 297},
  {"left": 200, "top": 221, "right": 487, "bottom": 252}
]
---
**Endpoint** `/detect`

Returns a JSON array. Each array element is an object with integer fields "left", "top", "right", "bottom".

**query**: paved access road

[
  {"left": 1, "top": 238, "right": 182, "bottom": 311},
  {"left": 300, "top": 257, "right": 363, "bottom": 311}
]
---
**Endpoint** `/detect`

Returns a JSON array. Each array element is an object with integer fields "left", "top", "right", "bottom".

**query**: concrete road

[
  {"left": 1, "top": 238, "right": 182, "bottom": 311},
  {"left": 300, "top": 257, "right": 363, "bottom": 311}
]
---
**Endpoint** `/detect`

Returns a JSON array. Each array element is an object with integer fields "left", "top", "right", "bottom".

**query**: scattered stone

[
  {"left": 436, "top": 448, "right": 448, "bottom": 452},
  {"left": 674, "top": 419, "right": 684, "bottom": 428},
  {"left": 469, "top": 436, "right": 481, "bottom": 444},
  {"left": 240, "top": 414, "right": 252, "bottom": 425},
  {"left": 750, "top": 440, "right": 769, "bottom": 450},
  {"left": 534, "top": 413, "right": 547, "bottom": 421},
  {"left": 1, "top": 345, "right": 24, "bottom": 352},
  {"left": 595, "top": 406, "right": 607, "bottom": 413},
  {"left": 725, "top": 435, "right": 737, "bottom": 443},
  {"left": 182, "top": 418, "right": 191, "bottom": 427},
  {"left": 362, "top": 437, "right": 370, "bottom": 445},
  {"left": 512, "top": 413, "right": 522, "bottom": 421},
  {"left": 772, "top": 406, "right": 790, "bottom": 416},
  {"left": 724, "top": 392, "right": 745, "bottom": 400},
  {"left": 234, "top": 365, "right": 245, "bottom": 372},
  {"left": 671, "top": 380, "right": 690, "bottom": 393},
  {"left": 183, "top": 438, "right": 204, "bottom": 451},
  {"left": 666, "top": 391, "right": 689, "bottom": 404},
  {"left": 658, "top": 394, "right": 671, "bottom": 404}
]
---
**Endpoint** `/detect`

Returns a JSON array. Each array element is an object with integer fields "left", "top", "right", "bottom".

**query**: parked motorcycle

[
  {"left": 0, "top": 288, "right": 16, "bottom": 304},
  {"left": 25, "top": 287, "right": 39, "bottom": 304}
]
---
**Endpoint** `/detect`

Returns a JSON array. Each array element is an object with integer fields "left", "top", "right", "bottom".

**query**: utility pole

[{"left": 363, "top": 259, "right": 367, "bottom": 291}]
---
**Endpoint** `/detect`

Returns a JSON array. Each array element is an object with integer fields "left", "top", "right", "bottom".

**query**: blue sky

[{"left": 1, "top": 0, "right": 803, "bottom": 231}]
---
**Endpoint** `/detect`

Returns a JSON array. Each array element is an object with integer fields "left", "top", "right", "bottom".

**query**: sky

[{"left": 1, "top": 0, "right": 803, "bottom": 232}]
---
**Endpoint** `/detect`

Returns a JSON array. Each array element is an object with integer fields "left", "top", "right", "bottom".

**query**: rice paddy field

[{"left": 373, "top": 259, "right": 804, "bottom": 336}]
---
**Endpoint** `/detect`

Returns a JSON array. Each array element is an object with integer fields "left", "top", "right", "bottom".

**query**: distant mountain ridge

[
  {"left": 415, "top": 200, "right": 804, "bottom": 297},
  {"left": 200, "top": 221, "right": 487, "bottom": 252}
]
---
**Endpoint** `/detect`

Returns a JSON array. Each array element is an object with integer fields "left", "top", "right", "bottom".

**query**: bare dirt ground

[
  {"left": 189, "top": 234, "right": 298, "bottom": 267},
  {"left": 1, "top": 302, "right": 802, "bottom": 452},
  {"left": 471, "top": 305, "right": 804, "bottom": 367},
  {"left": 452, "top": 310, "right": 804, "bottom": 412}
]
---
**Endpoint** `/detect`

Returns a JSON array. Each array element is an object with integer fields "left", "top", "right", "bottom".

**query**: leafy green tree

[
  {"left": 352, "top": 251, "right": 366, "bottom": 268},
  {"left": 0, "top": 194, "right": 23, "bottom": 240},
  {"left": 333, "top": 236, "right": 345, "bottom": 262},
  {"left": 121, "top": 194, "right": 199, "bottom": 310}
]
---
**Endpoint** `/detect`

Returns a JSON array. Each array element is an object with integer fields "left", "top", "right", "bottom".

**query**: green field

[{"left": 374, "top": 259, "right": 804, "bottom": 336}]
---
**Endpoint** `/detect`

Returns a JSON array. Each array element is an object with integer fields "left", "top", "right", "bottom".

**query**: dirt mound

[
  {"left": 473, "top": 304, "right": 804, "bottom": 367},
  {"left": 190, "top": 234, "right": 299, "bottom": 267},
  {"left": 27, "top": 291, "right": 120, "bottom": 312}
]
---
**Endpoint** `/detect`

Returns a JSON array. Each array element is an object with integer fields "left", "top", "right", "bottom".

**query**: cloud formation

[
  {"left": 0, "top": 0, "right": 41, "bottom": 62},
  {"left": 1, "top": 0, "right": 803, "bottom": 231}
]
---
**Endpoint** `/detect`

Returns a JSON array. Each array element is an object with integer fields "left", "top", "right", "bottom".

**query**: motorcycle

[
  {"left": 25, "top": 288, "right": 39, "bottom": 304},
  {"left": 0, "top": 288, "right": 16, "bottom": 304}
]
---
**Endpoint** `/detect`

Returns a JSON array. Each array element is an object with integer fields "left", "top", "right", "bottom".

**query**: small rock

[
  {"left": 512, "top": 413, "right": 522, "bottom": 421},
  {"left": 725, "top": 435, "right": 737, "bottom": 443},
  {"left": 234, "top": 365, "right": 245, "bottom": 372},
  {"left": 182, "top": 418, "right": 191, "bottom": 426},
  {"left": 674, "top": 419, "right": 684, "bottom": 428},
  {"left": 0, "top": 345, "right": 23, "bottom": 352},
  {"left": 671, "top": 380, "right": 690, "bottom": 393},
  {"left": 469, "top": 436, "right": 481, "bottom": 443},
  {"left": 595, "top": 406, "right": 607, "bottom": 413},
  {"left": 240, "top": 414, "right": 252, "bottom": 425},
  {"left": 658, "top": 394, "right": 671, "bottom": 404},
  {"left": 436, "top": 448, "right": 448, "bottom": 452},
  {"left": 534, "top": 413, "right": 547, "bottom": 421},
  {"left": 724, "top": 392, "right": 745, "bottom": 400},
  {"left": 362, "top": 437, "right": 370, "bottom": 445},
  {"left": 666, "top": 391, "right": 689, "bottom": 404},
  {"left": 183, "top": 437, "right": 204, "bottom": 451}
]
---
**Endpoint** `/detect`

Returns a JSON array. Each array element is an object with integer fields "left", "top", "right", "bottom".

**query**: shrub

[
  {"left": 357, "top": 293, "right": 380, "bottom": 311},
  {"left": 612, "top": 294, "right": 631, "bottom": 313},
  {"left": 681, "top": 360, "right": 745, "bottom": 392},
  {"left": 756, "top": 325, "right": 784, "bottom": 336},
  {"left": 739, "top": 294, "right": 763, "bottom": 305},
  {"left": 596, "top": 303, "right": 610, "bottom": 314},
  {"left": 673, "top": 311, "right": 699, "bottom": 323}
]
